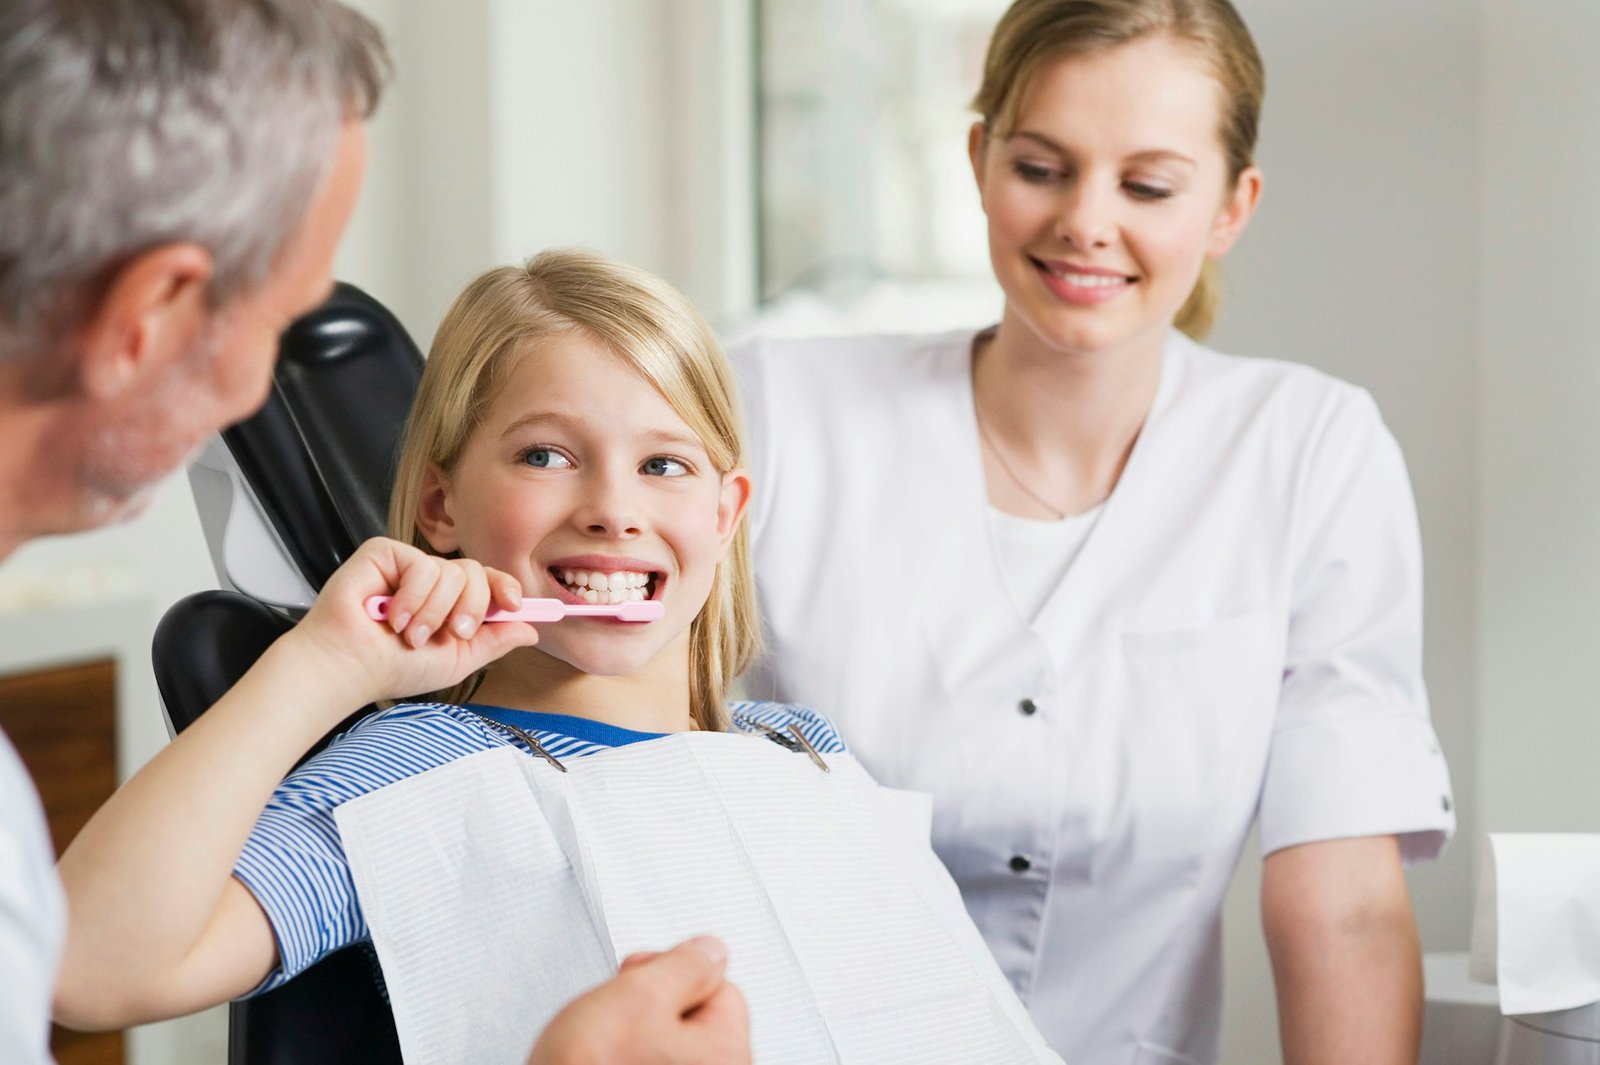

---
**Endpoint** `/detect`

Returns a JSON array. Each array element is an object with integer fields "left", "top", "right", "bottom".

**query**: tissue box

[{"left": 1469, "top": 834, "right": 1600, "bottom": 1016}]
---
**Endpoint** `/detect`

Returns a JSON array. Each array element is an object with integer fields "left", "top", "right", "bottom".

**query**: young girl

[{"left": 54, "top": 249, "right": 1060, "bottom": 1064}]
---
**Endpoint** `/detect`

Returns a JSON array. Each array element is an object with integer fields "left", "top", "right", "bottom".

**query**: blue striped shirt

[{"left": 233, "top": 700, "right": 848, "bottom": 994}]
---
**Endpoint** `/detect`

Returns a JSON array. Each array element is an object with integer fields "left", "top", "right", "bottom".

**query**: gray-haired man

[{"left": 0, "top": 3, "right": 747, "bottom": 1062}]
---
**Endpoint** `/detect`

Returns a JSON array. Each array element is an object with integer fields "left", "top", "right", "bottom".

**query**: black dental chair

[{"left": 151, "top": 283, "right": 424, "bottom": 1065}]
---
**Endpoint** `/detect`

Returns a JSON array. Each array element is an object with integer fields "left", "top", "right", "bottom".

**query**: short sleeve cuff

[
  {"left": 230, "top": 858, "right": 314, "bottom": 996},
  {"left": 232, "top": 833, "right": 360, "bottom": 997},
  {"left": 1259, "top": 713, "right": 1454, "bottom": 864}
]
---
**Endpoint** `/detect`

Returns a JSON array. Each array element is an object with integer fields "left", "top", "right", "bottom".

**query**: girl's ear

[
  {"left": 1208, "top": 165, "right": 1264, "bottom": 259},
  {"left": 414, "top": 463, "right": 461, "bottom": 554},
  {"left": 715, "top": 468, "right": 752, "bottom": 551}
]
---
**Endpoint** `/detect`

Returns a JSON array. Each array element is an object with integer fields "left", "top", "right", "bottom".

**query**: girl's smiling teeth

[{"left": 554, "top": 567, "right": 659, "bottom": 604}]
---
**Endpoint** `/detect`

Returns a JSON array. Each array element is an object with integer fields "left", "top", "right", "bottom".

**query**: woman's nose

[{"left": 1055, "top": 180, "right": 1114, "bottom": 250}]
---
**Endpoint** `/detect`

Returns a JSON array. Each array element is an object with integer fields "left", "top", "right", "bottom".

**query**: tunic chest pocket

[
  {"left": 1120, "top": 608, "right": 1277, "bottom": 660},
  {"left": 1103, "top": 611, "right": 1280, "bottom": 880}
]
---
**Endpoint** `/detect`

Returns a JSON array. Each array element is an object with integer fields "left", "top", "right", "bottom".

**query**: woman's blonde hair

[
  {"left": 388, "top": 248, "right": 759, "bottom": 732},
  {"left": 972, "top": 0, "right": 1264, "bottom": 339}
]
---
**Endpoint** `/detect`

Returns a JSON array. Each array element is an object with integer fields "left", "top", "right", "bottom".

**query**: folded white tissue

[
  {"left": 1469, "top": 833, "right": 1600, "bottom": 1016},
  {"left": 334, "top": 735, "right": 1064, "bottom": 1065}
]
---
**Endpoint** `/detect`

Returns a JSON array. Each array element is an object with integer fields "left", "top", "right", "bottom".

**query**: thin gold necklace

[{"left": 974, "top": 410, "right": 1068, "bottom": 521}]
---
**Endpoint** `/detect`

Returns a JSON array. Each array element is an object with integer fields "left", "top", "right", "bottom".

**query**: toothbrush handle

[
  {"left": 486, "top": 600, "right": 663, "bottom": 622},
  {"left": 362, "top": 596, "right": 661, "bottom": 623},
  {"left": 362, "top": 595, "right": 564, "bottom": 623},
  {"left": 484, "top": 599, "right": 570, "bottom": 622}
]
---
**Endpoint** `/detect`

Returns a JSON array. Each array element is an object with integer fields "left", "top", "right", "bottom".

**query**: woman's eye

[
  {"left": 641, "top": 456, "right": 690, "bottom": 478},
  {"left": 1125, "top": 181, "right": 1174, "bottom": 202},
  {"left": 1013, "top": 160, "right": 1060, "bottom": 185},
  {"left": 521, "top": 447, "right": 573, "bottom": 469}
]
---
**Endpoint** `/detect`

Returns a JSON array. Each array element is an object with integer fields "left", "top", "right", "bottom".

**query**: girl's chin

[{"left": 541, "top": 643, "right": 656, "bottom": 679}]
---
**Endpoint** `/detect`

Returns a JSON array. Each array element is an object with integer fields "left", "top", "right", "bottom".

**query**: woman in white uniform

[{"left": 736, "top": 1, "right": 1454, "bottom": 1063}]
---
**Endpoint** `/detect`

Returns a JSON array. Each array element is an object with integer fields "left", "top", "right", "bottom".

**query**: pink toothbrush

[{"left": 363, "top": 595, "right": 664, "bottom": 624}]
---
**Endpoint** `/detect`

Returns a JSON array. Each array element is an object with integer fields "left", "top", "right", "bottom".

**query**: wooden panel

[{"left": 0, "top": 658, "right": 126, "bottom": 1065}]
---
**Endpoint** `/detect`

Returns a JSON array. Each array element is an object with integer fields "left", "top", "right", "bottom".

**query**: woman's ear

[
  {"left": 715, "top": 468, "right": 752, "bottom": 551},
  {"left": 967, "top": 120, "right": 991, "bottom": 198},
  {"left": 413, "top": 463, "right": 461, "bottom": 554},
  {"left": 1208, "top": 166, "right": 1264, "bottom": 259},
  {"left": 76, "top": 243, "right": 214, "bottom": 400}
]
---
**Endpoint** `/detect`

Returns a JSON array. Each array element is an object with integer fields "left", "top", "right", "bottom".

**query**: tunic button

[
  {"left": 1009, "top": 854, "right": 1032, "bottom": 874},
  {"left": 1441, "top": 795, "right": 1452, "bottom": 812},
  {"left": 1018, "top": 698, "right": 1038, "bottom": 716}
]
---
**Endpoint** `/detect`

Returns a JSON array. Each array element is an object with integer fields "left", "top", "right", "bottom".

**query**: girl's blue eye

[
  {"left": 642, "top": 456, "right": 689, "bottom": 477},
  {"left": 521, "top": 447, "right": 572, "bottom": 469}
]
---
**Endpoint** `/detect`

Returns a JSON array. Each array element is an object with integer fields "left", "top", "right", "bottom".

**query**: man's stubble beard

[{"left": 76, "top": 324, "right": 225, "bottom": 529}]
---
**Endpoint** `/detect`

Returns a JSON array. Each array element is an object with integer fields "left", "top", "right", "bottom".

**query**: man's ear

[
  {"left": 414, "top": 463, "right": 461, "bottom": 554},
  {"left": 76, "top": 243, "right": 214, "bottom": 400},
  {"left": 716, "top": 468, "right": 752, "bottom": 552}
]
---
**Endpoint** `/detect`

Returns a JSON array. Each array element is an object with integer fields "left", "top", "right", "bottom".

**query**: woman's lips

[{"left": 1032, "top": 257, "right": 1135, "bottom": 306}]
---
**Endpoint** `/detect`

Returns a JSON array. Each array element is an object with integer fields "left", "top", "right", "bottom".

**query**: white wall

[
  {"left": 1478, "top": 2, "right": 1600, "bottom": 836},
  {"left": 348, "top": 0, "right": 754, "bottom": 346}
]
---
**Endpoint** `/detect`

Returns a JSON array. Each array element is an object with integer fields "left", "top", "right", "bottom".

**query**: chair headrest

[{"left": 221, "top": 282, "right": 424, "bottom": 590}]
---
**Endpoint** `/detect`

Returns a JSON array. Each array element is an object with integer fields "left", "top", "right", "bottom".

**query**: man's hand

[{"left": 528, "top": 936, "right": 751, "bottom": 1065}]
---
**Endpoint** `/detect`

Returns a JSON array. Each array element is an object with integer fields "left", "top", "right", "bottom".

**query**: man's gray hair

[{"left": 0, "top": 0, "right": 388, "bottom": 354}]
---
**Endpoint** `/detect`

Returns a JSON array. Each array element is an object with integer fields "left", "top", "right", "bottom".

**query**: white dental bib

[{"left": 334, "top": 730, "right": 1062, "bottom": 1065}]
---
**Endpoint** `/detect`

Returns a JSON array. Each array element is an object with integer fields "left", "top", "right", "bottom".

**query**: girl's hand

[{"left": 289, "top": 537, "right": 540, "bottom": 705}]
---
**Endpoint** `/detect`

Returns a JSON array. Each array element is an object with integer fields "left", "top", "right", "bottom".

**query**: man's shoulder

[{"left": 0, "top": 732, "right": 65, "bottom": 1065}]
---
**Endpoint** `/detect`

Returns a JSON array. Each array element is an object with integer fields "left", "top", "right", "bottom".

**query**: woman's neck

[
  {"left": 468, "top": 644, "right": 696, "bottom": 734},
  {"left": 972, "top": 312, "right": 1167, "bottom": 517}
]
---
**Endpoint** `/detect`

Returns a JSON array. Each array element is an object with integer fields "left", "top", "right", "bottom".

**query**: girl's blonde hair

[
  {"left": 388, "top": 248, "right": 759, "bottom": 732},
  {"left": 972, "top": 0, "right": 1264, "bottom": 340}
]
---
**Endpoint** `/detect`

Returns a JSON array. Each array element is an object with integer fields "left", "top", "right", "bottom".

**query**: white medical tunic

[
  {"left": 0, "top": 730, "right": 64, "bottom": 1065},
  {"left": 735, "top": 328, "right": 1455, "bottom": 1065}
]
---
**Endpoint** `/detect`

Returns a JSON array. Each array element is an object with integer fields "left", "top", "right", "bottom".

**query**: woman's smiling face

[
  {"left": 972, "top": 34, "right": 1260, "bottom": 360},
  {"left": 416, "top": 328, "right": 749, "bottom": 679}
]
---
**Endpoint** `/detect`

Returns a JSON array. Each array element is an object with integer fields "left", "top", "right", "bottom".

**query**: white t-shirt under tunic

[
  {"left": 233, "top": 700, "right": 848, "bottom": 993},
  {"left": 735, "top": 328, "right": 1455, "bottom": 1065},
  {"left": 988, "top": 504, "right": 1104, "bottom": 623}
]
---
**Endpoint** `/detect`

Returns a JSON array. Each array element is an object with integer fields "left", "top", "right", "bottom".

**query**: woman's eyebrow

[
  {"left": 1007, "top": 129, "right": 1197, "bottom": 169},
  {"left": 1125, "top": 147, "right": 1197, "bottom": 169},
  {"left": 1007, "top": 130, "right": 1068, "bottom": 155}
]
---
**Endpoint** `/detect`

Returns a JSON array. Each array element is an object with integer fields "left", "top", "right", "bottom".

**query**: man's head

[{"left": 0, "top": 0, "right": 386, "bottom": 548}]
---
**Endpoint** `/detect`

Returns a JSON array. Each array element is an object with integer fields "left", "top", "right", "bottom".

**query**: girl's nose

[
  {"left": 1055, "top": 180, "right": 1114, "bottom": 250},
  {"left": 574, "top": 470, "right": 643, "bottom": 538}
]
